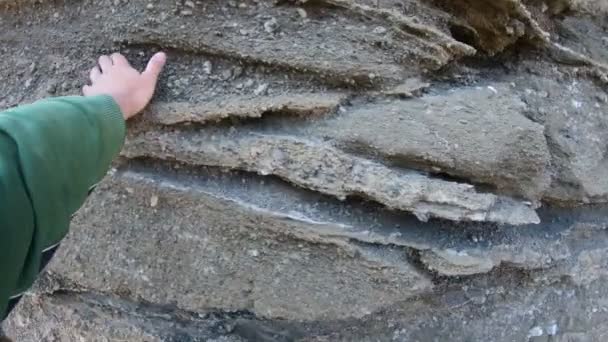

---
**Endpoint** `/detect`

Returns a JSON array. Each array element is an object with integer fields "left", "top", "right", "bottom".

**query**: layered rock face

[{"left": 1, "top": 0, "right": 608, "bottom": 341}]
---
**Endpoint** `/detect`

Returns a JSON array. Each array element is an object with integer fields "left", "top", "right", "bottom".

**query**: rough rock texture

[
  {"left": 313, "top": 84, "right": 552, "bottom": 200},
  {"left": 42, "top": 172, "right": 432, "bottom": 321},
  {"left": 122, "top": 130, "right": 540, "bottom": 224},
  {"left": 145, "top": 93, "right": 345, "bottom": 125},
  {"left": 4, "top": 291, "right": 246, "bottom": 342},
  {"left": 2, "top": 0, "right": 608, "bottom": 341}
]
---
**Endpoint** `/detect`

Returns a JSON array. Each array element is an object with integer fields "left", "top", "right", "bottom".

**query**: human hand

[{"left": 83, "top": 52, "right": 167, "bottom": 120}]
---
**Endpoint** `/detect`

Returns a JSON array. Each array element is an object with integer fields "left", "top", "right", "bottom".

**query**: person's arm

[
  {"left": 0, "top": 51, "right": 166, "bottom": 320},
  {"left": 0, "top": 95, "right": 125, "bottom": 319}
]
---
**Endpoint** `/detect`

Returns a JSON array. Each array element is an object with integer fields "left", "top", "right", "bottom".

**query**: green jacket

[{"left": 0, "top": 95, "right": 125, "bottom": 320}]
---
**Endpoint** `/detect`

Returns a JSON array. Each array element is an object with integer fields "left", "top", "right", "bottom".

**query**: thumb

[{"left": 143, "top": 52, "right": 167, "bottom": 80}]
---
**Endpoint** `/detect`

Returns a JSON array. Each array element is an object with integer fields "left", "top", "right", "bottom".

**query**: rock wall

[{"left": 1, "top": 0, "right": 608, "bottom": 341}]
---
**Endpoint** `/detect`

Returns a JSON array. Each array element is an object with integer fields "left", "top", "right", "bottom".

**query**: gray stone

[
  {"left": 122, "top": 130, "right": 540, "bottom": 225},
  {"left": 41, "top": 172, "right": 431, "bottom": 321},
  {"left": 520, "top": 75, "right": 608, "bottom": 204},
  {"left": 143, "top": 93, "right": 344, "bottom": 125},
  {"left": 314, "top": 84, "right": 552, "bottom": 201}
]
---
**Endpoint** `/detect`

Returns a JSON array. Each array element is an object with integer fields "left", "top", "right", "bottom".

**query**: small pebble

[
  {"left": 203, "top": 61, "right": 212, "bottom": 74},
  {"left": 184, "top": 0, "right": 195, "bottom": 8},
  {"left": 181, "top": 9, "right": 193, "bottom": 16},
  {"left": 297, "top": 8, "right": 307, "bottom": 18},
  {"left": 221, "top": 69, "right": 232, "bottom": 80},
  {"left": 254, "top": 83, "right": 269, "bottom": 96},
  {"left": 373, "top": 26, "right": 387, "bottom": 34},
  {"left": 146, "top": 3, "right": 154, "bottom": 9},
  {"left": 541, "top": 2, "right": 549, "bottom": 12},
  {"left": 232, "top": 66, "right": 243, "bottom": 78},
  {"left": 264, "top": 18, "right": 279, "bottom": 34},
  {"left": 46, "top": 83, "right": 57, "bottom": 94},
  {"left": 527, "top": 326, "right": 543, "bottom": 338},
  {"left": 150, "top": 195, "right": 159, "bottom": 208},
  {"left": 546, "top": 323, "right": 558, "bottom": 336}
]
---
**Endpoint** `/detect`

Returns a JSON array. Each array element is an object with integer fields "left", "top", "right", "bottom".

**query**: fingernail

[{"left": 154, "top": 52, "right": 167, "bottom": 62}]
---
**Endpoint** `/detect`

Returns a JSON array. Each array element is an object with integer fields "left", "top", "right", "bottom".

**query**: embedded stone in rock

[
  {"left": 420, "top": 249, "right": 496, "bottom": 276},
  {"left": 418, "top": 243, "right": 548, "bottom": 277},
  {"left": 383, "top": 77, "right": 431, "bottom": 98},
  {"left": 122, "top": 131, "right": 540, "bottom": 225},
  {"left": 314, "top": 84, "right": 552, "bottom": 201}
]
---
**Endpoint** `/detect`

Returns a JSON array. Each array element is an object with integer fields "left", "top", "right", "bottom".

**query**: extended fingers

[
  {"left": 98, "top": 55, "right": 113, "bottom": 72},
  {"left": 143, "top": 52, "right": 167, "bottom": 80},
  {"left": 89, "top": 66, "right": 101, "bottom": 82},
  {"left": 82, "top": 85, "right": 91, "bottom": 96},
  {"left": 110, "top": 52, "right": 130, "bottom": 67}
]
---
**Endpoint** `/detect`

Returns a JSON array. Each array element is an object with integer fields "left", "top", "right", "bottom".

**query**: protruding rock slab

[
  {"left": 145, "top": 93, "right": 345, "bottom": 125},
  {"left": 315, "top": 84, "right": 552, "bottom": 201},
  {"left": 122, "top": 131, "right": 540, "bottom": 225}
]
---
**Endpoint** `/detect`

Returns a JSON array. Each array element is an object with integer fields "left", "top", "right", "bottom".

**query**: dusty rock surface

[{"left": 1, "top": 0, "right": 608, "bottom": 341}]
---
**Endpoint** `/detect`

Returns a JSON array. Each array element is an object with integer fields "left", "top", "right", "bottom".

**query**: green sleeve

[{"left": 0, "top": 95, "right": 125, "bottom": 319}]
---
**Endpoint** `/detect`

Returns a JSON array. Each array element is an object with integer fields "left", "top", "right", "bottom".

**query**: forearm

[
  {"left": 0, "top": 95, "right": 126, "bottom": 319},
  {"left": 0, "top": 95, "right": 125, "bottom": 207},
  {"left": 1, "top": 95, "right": 125, "bottom": 175}
]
